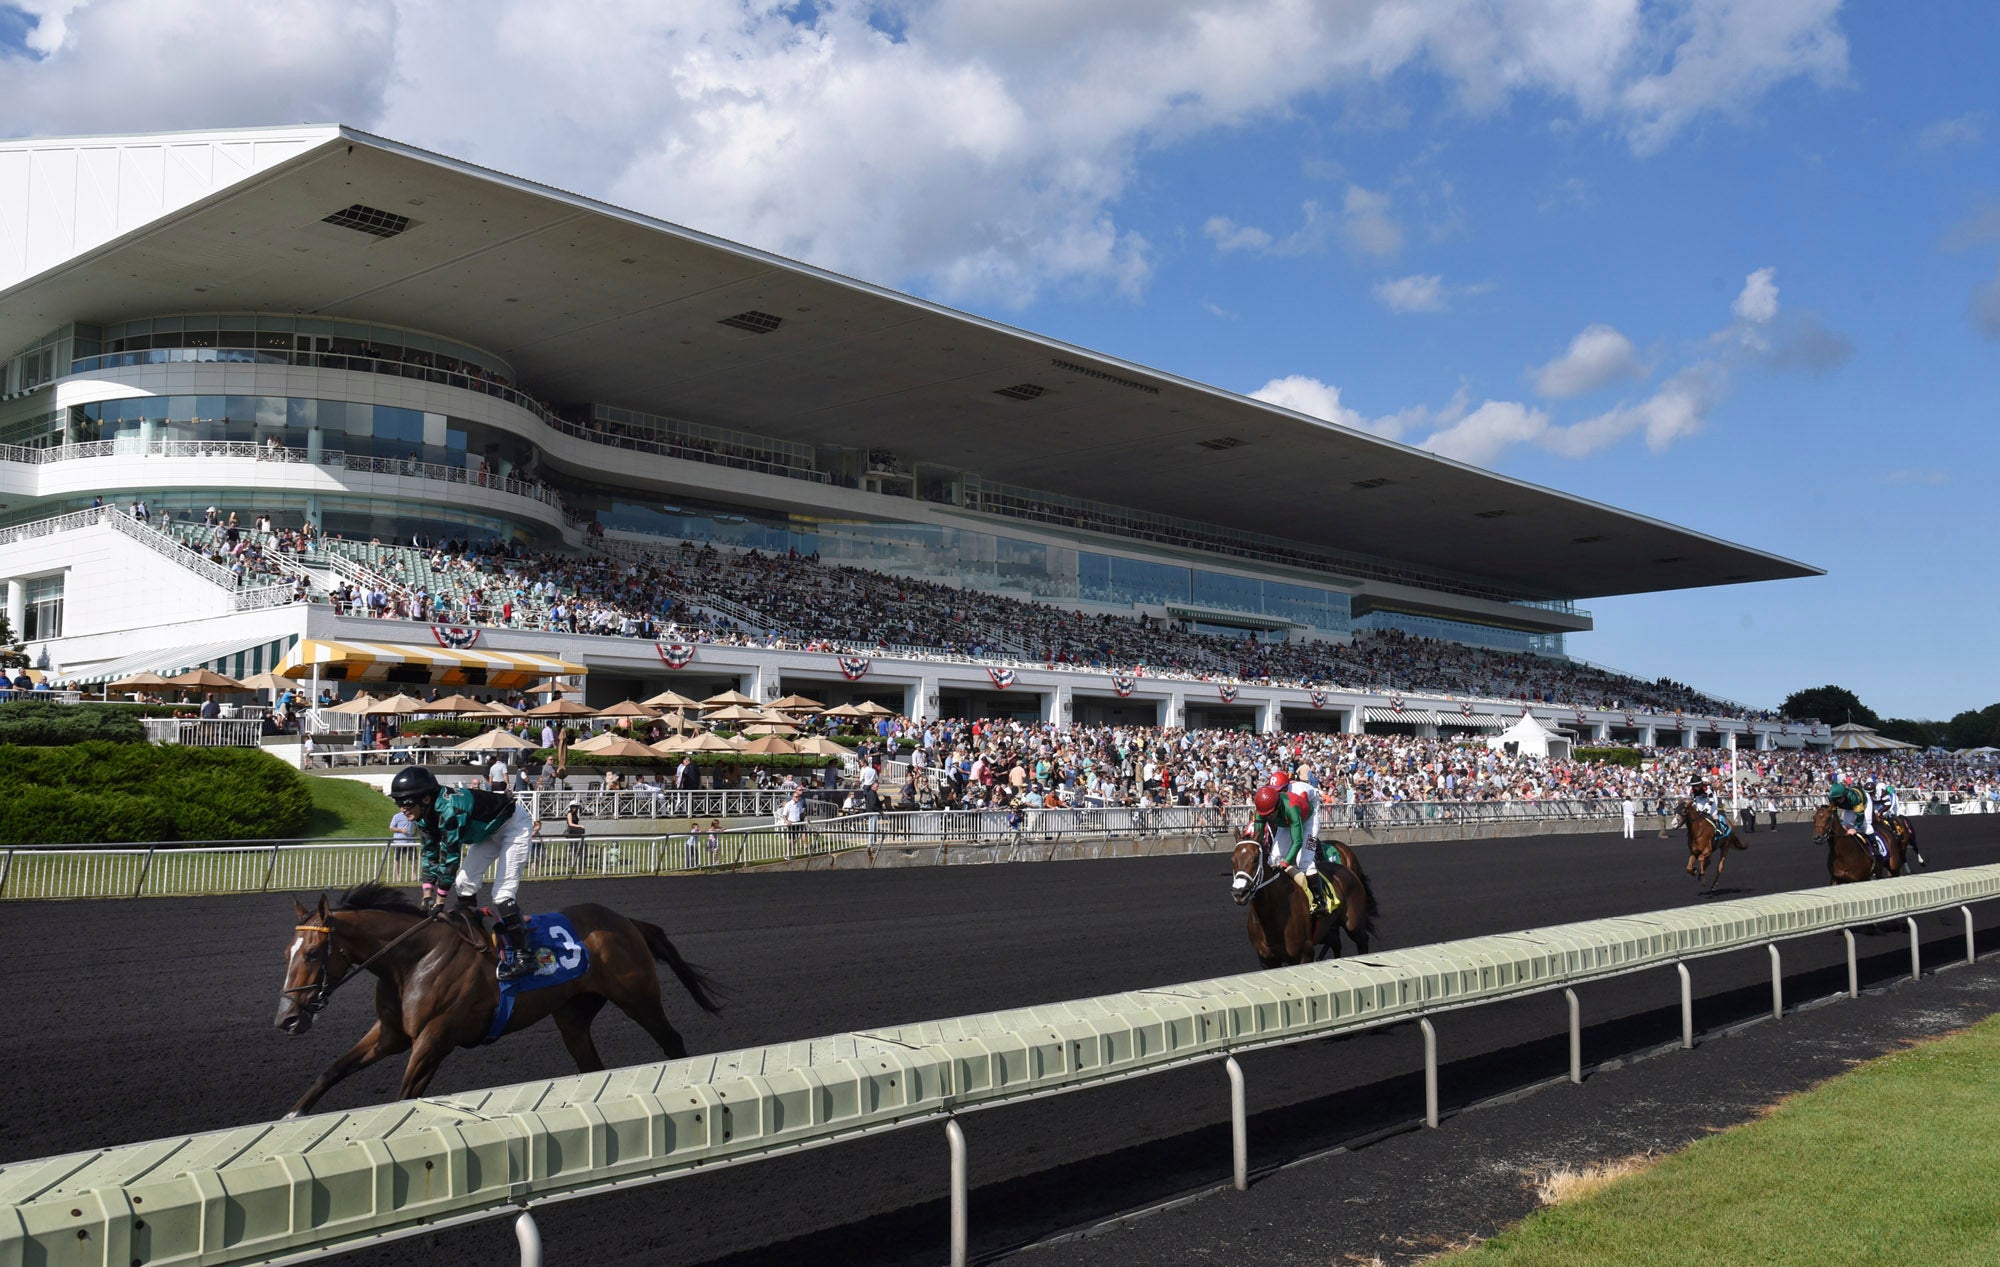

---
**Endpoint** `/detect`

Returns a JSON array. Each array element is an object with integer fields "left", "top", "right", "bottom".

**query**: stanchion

[
  {"left": 1676, "top": 962, "right": 1693, "bottom": 1048},
  {"left": 1225, "top": 1056, "right": 1247, "bottom": 1191},
  {"left": 945, "top": 1118, "right": 968, "bottom": 1267},
  {"left": 1419, "top": 1018, "right": 1438, "bottom": 1128}
]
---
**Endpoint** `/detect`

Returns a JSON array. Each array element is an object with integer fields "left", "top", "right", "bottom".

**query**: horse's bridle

[
  {"left": 1231, "top": 836, "right": 1286, "bottom": 905},
  {"left": 282, "top": 912, "right": 439, "bottom": 1014}
]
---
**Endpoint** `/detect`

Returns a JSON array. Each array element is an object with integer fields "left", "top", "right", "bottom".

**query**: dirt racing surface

[{"left": 4, "top": 814, "right": 1997, "bottom": 1266}]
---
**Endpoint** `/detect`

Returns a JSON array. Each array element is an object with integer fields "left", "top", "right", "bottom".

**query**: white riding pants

[
  {"left": 1268, "top": 832, "right": 1319, "bottom": 875},
  {"left": 453, "top": 812, "right": 533, "bottom": 906}
]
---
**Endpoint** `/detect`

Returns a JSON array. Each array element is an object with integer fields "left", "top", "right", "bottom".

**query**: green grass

[
  {"left": 1447, "top": 1013, "right": 2000, "bottom": 1266},
  {"left": 303, "top": 775, "right": 398, "bottom": 840}
]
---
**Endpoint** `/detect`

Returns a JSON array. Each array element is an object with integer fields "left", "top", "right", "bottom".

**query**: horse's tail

[{"left": 638, "top": 921, "right": 724, "bottom": 1014}]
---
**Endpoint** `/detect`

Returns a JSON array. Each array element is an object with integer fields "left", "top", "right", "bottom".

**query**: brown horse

[
  {"left": 1811, "top": 805, "right": 1885, "bottom": 884},
  {"left": 1880, "top": 813, "right": 1926, "bottom": 874},
  {"left": 275, "top": 883, "right": 721, "bottom": 1117},
  {"left": 1229, "top": 831, "right": 1377, "bottom": 968},
  {"left": 1675, "top": 801, "right": 1748, "bottom": 890}
]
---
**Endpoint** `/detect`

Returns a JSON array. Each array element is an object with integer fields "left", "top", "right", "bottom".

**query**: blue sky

[{"left": 3, "top": 1, "right": 1994, "bottom": 718}]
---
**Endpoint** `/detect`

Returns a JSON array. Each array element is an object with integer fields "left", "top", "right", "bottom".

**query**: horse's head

[
  {"left": 275, "top": 895, "right": 350, "bottom": 1036},
  {"left": 1672, "top": 800, "right": 1692, "bottom": 825},
  {"left": 1229, "top": 830, "right": 1264, "bottom": 905},
  {"left": 1810, "top": 803, "right": 1837, "bottom": 844}
]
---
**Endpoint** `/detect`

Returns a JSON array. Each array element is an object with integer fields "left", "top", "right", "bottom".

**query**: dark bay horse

[
  {"left": 276, "top": 883, "right": 721, "bottom": 1116},
  {"left": 1675, "top": 801, "right": 1747, "bottom": 890},
  {"left": 1811, "top": 805, "right": 1918, "bottom": 883},
  {"left": 1229, "top": 832, "right": 1377, "bottom": 968}
]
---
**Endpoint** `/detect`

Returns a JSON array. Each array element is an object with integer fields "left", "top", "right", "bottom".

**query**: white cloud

[
  {"left": 1732, "top": 266, "right": 1779, "bottom": 324},
  {"left": 1372, "top": 274, "right": 1447, "bottom": 313},
  {"left": 1884, "top": 469, "right": 1950, "bottom": 486},
  {"left": 1530, "top": 323, "right": 1646, "bottom": 398},
  {"left": 0, "top": 0, "right": 1853, "bottom": 305},
  {"left": 1249, "top": 375, "right": 1404, "bottom": 439},
  {"left": 1202, "top": 217, "right": 1273, "bottom": 254},
  {"left": 1417, "top": 400, "right": 1551, "bottom": 466},
  {"left": 1917, "top": 112, "right": 1986, "bottom": 151},
  {"left": 1542, "top": 364, "right": 1723, "bottom": 457},
  {"left": 1340, "top": 185, "right": 1402, "bottom": 257}
]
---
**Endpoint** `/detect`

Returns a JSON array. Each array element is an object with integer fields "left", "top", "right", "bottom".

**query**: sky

[{"left": 3, "top": 0, "right": 1995, "bottom": 720}]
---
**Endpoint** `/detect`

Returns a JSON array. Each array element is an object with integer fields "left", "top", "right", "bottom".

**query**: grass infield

[
  {"left": 303, "top": 775, "right": 396, "bottom": 840},
  {"left": 1446, "top": 1012, "right": 2000, "bottom": 1265}
]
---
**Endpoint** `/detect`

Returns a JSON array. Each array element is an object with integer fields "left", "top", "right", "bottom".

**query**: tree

[
  {"left": 1780, "top": 685, "right": 1879, "bottom": 727},
  {"left": 1877, "top": 717, "right": 1945, "bottom": 748},
  {"left": 1942, "top": 703, "right": 2000, "bottom": 752}
]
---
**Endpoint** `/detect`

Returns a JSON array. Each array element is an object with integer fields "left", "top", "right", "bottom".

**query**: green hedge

[
  {"left": 400, "top": 719, "right": 490, "bottom": 738},
  {"left": 1574, "top": 745, "right": 1645, "bottom": 768},
  {"left": 0, "top": 701, "right": 148, "bottom": 745},
  {"left": 0, "top": 742, "right": 313, "bottom": 845}
]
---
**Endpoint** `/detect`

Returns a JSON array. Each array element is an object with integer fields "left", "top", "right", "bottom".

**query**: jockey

[
  {"left": 1873, "top": 780, "right": 1901, "bottom": 823},
  {"left": 389, "top": 766, "right": 536, "bottom": 980},
  {"left": 1688, "top": 777, "right": 1725, "bottom": 833},
  {"left": 1827, "top": 781, "right": 1888, "bottom": 867},
  {"left": 1252, "top": 782, "right": 1336, "bottom": 915}
]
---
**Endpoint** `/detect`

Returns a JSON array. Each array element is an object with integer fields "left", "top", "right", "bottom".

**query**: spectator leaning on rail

[{"left": 388, "top": 766, "right": 536, "bottom": 980}]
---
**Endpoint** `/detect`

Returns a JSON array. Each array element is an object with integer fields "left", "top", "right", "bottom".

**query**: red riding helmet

[{"left": 1252, "top": 785, "right": 1282, "bottom": 817}]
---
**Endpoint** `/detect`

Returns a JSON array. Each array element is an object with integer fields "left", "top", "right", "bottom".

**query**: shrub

[
  {"left": 0, "top": 701, "right": 148, "bottom": 746},
  {"left": 0, "top": 742, "right": 314, "bottom": 845},
  {"left": 399, "top": 719, "right": 489, "bottom": 739},
  {"left": 1574, "top": 746, "right": 1644, "bottom": 768}
]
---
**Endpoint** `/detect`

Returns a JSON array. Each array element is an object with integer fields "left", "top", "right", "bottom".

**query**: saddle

[{"left": 1289, "top": 867, "right": 1343, "bottom": 918}]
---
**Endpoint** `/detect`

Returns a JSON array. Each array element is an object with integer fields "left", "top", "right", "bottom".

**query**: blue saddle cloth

[
  {"left": 481, "top": 913, "right": 591, "bottom": 1044},
  {"left": 1705, "top": 810, "right": 1732, "bottom": 840}
]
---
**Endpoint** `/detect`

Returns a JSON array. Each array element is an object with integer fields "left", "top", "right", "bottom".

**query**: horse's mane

[{"left": 333, "top": 881, "right": 425, "bottom": 915}]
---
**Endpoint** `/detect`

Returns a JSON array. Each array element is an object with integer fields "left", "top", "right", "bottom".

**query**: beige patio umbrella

[
  {"left": 594, "top": 700, "right": 660, "bottom": 720},
  {"left": 737, "top": 734, "right": 798, "bottom": 755},
  {"left": 704, "top": 704, "right": 768, "bottom": 723},
  {"left": 163, "top": 668, "right": 250, "bottom": 692},
  {"left": 792, "top": 736, "right": 850, "bottom": 756},
  {"left": 742, "top": 719, "right": 802, "bottom": 736},
  {"left": 454, "top": 730, "right": 539, "bottom": 752},
  {"left": 324, "top": 692, "right": 382, "bottom": 715},
  {"left": 420, "top": 693, "right": 492, "bottom": 713},
  {"left": 579, "top": 735, "right": 663, "bottom": 760},
  {"left": 699, "top": 689, "right": 758, "bottom": 709},
  {"left": 650, "top": 734, "right": 697, "bottom": 754},
  {"left": 366, "top": 694, "right": 432, "bottom": 715},
  {"left": 642, "top": 688, "right": 703, "bottom": 710},
  {"left": 820, "top": 703, "right": 868, "bottom": 720},
  {"left": 571, "top": 731, "right": 635, "bottom": 754},
  {"left": 680, "top": 732, "right": 740, "bottom": 752},
  {"left": 107, "top": 671, "right": 178, "bottom": 691},
  {"left": 654, "top": 710, "right": 703, "bottom": 733},
  {"left": 852, "top": 700, "right": 894, "bottom": 717},
  {"left": 526, "top": 698, "right": 597, "bottom": 718},
  {"left": 238, "top": 671, "right": 292, "bottom": 694},
  {"left": 767, "top": 693, "right": 825, "bottom": 713},
  {"left": 480, "top": 700, "right": 527, "bottom": 717}
]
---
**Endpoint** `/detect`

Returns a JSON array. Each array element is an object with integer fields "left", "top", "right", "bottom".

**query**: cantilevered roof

[{"left": 0, "top": 126, "right": 1820, "bottom": 601}]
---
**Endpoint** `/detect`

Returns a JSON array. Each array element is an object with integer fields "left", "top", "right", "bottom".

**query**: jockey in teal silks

[
  {"left": 1828, "top": 780, "right": 1888, "bottom": 870},
  {"left": 390, "top": 766, "right": 537, "bottom": 980}
]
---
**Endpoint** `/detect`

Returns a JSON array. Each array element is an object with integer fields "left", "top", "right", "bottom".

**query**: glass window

[{"left": 23, "top": 574, "right": 63, "bottom": 641}]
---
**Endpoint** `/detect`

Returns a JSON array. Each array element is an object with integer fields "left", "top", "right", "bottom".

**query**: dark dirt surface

[{"left": 3, "top": 814, "right": 1997, "bottom": 1266}]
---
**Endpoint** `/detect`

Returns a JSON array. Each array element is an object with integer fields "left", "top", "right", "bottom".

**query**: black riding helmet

[{"left": 389, "top": 765, "right": 441, "bottom": 810}]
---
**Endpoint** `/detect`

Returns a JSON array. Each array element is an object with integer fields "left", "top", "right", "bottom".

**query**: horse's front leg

[
  {"left": 396, "top": 1021, "right": 472, "bottom": 1100},
  {"left": 1710, "top": 850, "right": 1726, "bottom": 890},
  {"left": 287, "top": 1020, "right": 410, "bottom": 1118}
]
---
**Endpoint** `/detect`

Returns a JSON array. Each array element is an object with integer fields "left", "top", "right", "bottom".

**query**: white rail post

[
  {"left": 1907, "top": 916, "right": 1921, "bottom": 981},
  {"left": 514, "top": 1208, "right": 542, "bottom": 1267},
  {"left": 1419, "top": 1018, "right": 1438, "bottom": 1128},
  {"left": 945, "top": 1117, "right": 968, "bottom": 1267},
  {"left": 1564, "top": 988, "right": 1581, "bottom": 1084},
  {"left": 132, "top": 845, "right": 157, "bottom": 900},
  {"left": 1962, "top": 905, "right": 1976, "bottom": 966},
  {"left": 1676, "top": 963, "right": 1693, "bottom": 1049},
  {"left": 1767, "top": 944, "right": 1783, "bottom": 1020},
  {"left": 1843, "top": 929, "right": 1859, "bottom": 998},
  {"left": 1224, "top": 1056, "right": 1247, "bottom": 1191}
]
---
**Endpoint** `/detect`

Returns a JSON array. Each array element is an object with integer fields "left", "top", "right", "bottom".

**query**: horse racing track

[{"left": 7, "top": 815, "right": 2000, "bottom": 1266}]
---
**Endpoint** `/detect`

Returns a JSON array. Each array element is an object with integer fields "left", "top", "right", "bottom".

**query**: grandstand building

[{"left": 0, "top": 126, "right": 1827, "bottom": 747}]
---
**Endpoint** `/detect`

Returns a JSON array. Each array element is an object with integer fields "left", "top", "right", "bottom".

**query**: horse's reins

[
  {"left": 1233, "top": 844, "right": 1290, "bottom": 901},
  {"left": 284, "top": 911, "right": 441, "bottom": 1014}
]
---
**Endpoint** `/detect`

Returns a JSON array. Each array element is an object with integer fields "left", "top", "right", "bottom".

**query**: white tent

[
  {"left": 1830, "top": 722, "right": 1917, "bottom": 751},
  {"left": 1487, "top": 712, "right": 1573, "bottom": 761}
]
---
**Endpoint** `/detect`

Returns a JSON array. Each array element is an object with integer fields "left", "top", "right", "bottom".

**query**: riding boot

[
  {"left": 1307, "top": 872, "right": 1337, "bottom": 917},
  {"left": 494, "top": 899, "right": 536, "bottom": 981}
]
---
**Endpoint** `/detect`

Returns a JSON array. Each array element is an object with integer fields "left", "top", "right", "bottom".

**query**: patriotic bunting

[
  {"left": 655, "top": 640, "right": 695, "bottom": 670},
  {"left": 1218, "top": 685, "right": 1239, "bottom": 704},
  {"left": 838, "top": 655, "right": 871, "bottom": 681},
  {"left": 987, "top": 667, "right": 1016, "bottom": 690},
  {"left": 1460, "top": 701, "right": 1473, "bottom": 718},
  {"left": 1390, "top": 692, "right": 1404, "bottom": 714},
  {"left": 1112, "top": 675, "right": 1137, "bottom": 698},
  {"left": 1309, "top": 689, "right": 1328, "bottom": 711},
  {"left": 430, "top": 625, "right": 480, "bottom": 649}
]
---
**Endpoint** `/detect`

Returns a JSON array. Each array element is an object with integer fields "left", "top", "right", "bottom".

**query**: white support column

[
  {"left": 747, "top": 667, "right": 773, "bottom": 702},
  {"left": 1682, "top": 727, "right": 1699, "bottom": 749},
  {"left": 1049, "top": 682, "right": 1072, "bottom": 731},
  {"left": 1262, "top": 698, "right": 1284, "bottom": 734},
  {"left": 1345, "top": 707, "right": 1366, "bottom": 735},
  {"left": 914, "top": 674, "right": 941, "bottom": 726},
  {"left": 5, "top": 579, "right": 23, "bottom": 637},
  {"left": 1640, "top": 724, "right": 1657, "bottom": 747},
  {"left": 1165, "top": 691, "right": 1186, "bottom": 729}
]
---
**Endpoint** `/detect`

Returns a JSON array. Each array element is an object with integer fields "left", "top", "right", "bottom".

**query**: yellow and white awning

[{"left": 275, "top": 639, "right": 584, "bottom": 690}]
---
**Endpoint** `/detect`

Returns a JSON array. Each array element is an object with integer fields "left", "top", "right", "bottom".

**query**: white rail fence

[{"left": 3, "top": 868, "right": 1997, "bottom": 1266}]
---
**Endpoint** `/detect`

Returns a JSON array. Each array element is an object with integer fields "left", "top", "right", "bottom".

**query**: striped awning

[
  {"left": 274, "top": 638, "right": 584, "bottom": 690},
  {"left": 1362, "top": 707, "right": 1442, "bottom": 724},
  {"left": 1436, "top": 713, "right": 1507, "bottom": 730},
  {"left": 67, "top": 635, "right": 300, "bottom": 686}
]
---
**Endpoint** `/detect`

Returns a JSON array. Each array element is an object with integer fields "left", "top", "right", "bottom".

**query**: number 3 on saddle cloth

[{"left": 481, "top": 913, "right": 591, "bottom": 1044}]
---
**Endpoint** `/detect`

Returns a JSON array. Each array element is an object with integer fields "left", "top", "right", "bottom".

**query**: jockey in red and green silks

[{"left": 1253, "top": 783, "right": 1337, "bottom": 914}]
